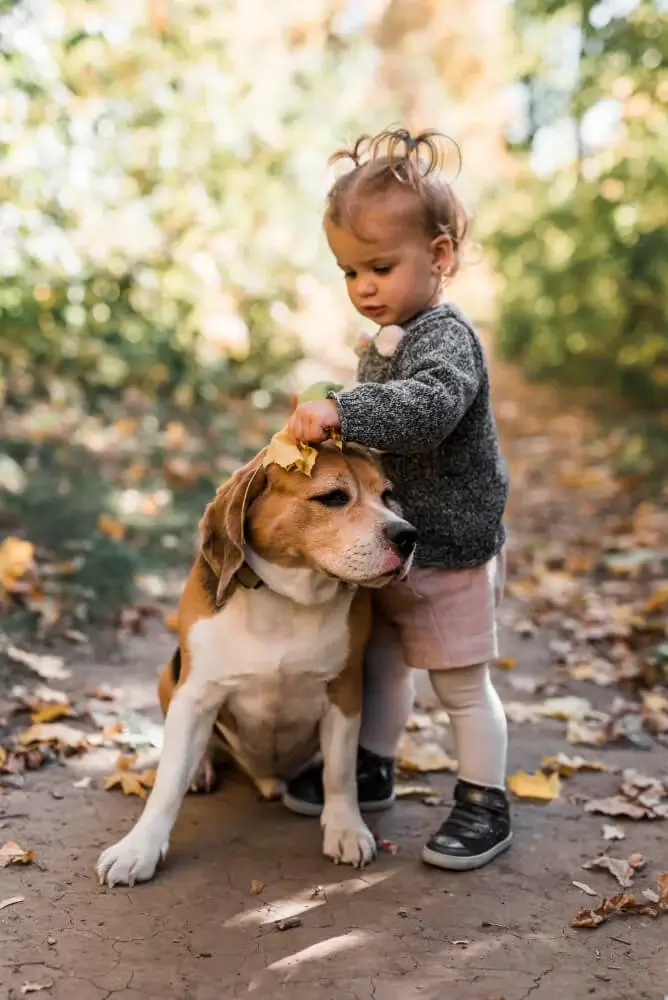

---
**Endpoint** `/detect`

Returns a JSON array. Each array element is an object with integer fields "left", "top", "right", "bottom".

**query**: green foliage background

[{"left": 487, "top": 0, "right": 668, "bottom": 409}]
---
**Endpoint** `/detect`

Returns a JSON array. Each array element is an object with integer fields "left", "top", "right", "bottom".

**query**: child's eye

[
  {"left": 344, "top": 270, "right": 356, "bottom": 280},
  {"left": 373, "top": 264, "right": 393, "bottom": 274}
]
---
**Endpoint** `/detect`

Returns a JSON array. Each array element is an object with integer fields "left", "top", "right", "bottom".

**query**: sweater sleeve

[{"left": 330, "top": 319, "right": 482, "bottom": 455}]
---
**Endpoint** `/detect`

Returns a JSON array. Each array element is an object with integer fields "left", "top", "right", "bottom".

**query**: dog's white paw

[
  {"left": 96, "top": 825, "right": 169, "bottom": 888},
  {"left": 322, "top": 806, "right": 376, "bottom": 868}
]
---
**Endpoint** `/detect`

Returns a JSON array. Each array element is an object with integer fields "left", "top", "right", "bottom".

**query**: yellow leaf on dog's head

[
  {"left": 508, "top": 770, "right": 561, "bottom": 802},
  {"left": 263, "top": 429, "right": 318, "bottom": 478}
]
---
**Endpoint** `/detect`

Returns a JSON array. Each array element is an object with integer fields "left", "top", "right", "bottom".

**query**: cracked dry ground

[{"left": 2, "top": 368, "right": 668, "bottom": 1000}]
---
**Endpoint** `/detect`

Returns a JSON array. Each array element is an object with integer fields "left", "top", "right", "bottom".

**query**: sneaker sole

[
  {"left": 281, "top": 791, "right": 395, "bottom": 818},
  {"left": 421, "top": 832, "right": 513, "bottom": 871}
]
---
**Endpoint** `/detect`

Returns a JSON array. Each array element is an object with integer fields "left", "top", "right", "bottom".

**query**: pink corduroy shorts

[{"left": 370, "top": 547, "right": 506, "bottom": 671}]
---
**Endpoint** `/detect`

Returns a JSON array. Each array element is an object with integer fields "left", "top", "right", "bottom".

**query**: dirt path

[{"left": 2, "top": 363, "right": 667, "bottom": 1000}]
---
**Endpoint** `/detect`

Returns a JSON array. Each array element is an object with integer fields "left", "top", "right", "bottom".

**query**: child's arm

[{"left": 289, "top": 319, "right": 483, "bottom": 454}]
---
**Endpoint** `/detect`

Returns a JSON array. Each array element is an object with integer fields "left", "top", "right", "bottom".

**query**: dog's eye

[{"left": 312, "top": 489, "right": 350, "bottom": 508}]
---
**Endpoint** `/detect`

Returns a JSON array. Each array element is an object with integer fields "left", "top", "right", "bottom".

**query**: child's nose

[{"left": 358, "top": 274, "right": 378, "bottom": 297}]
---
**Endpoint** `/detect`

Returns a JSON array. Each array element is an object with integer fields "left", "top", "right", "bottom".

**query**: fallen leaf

[
  {"left": 0, "top": 746, "right": 5, "bottom": 768},
  {"left": 0, "top": 537, "right": 34, "bottom": 594},
  {"left": 395, "top": 783, "right": 435, "bottom": 798},
  {"left": 508, "top": 770, "right": 561, "bottom": 802},
  {"left": 572, "top": 881, "right": 598, "bottom": 897},
  {"left": 0, "top": 842, "right": 35, "bottom": 867},
  {"left": 275, "top": 916, "right": 303, "bottom": 931},
  {"left": 502, "top": 701, "right": 541, "bottom": 724},
  {"left": 582, "top": 853, "right": 646, "bottom": 889},
  {"left": 17, "top": 723, "right": 88, "bottom": 753},
  {"left": 396, "top": 734, "right": 458, "bottom": 773},
  {"left": 539, "top": 696, "right": 593, "bottom": 721},
  {"left": 115, "top": 752, "right": 138, "bottom": 771},
  {"left": 73, "top": 776, "right": 92, "bottom": 789},
  {"left": 7, "top": 646, "right": 70, "bottom": 682},
  {"left": 572, "top": 872, "right": 668, "bottom": 930},
  {"left": 21, "top": 982, "right": 53, "bottom": 995},
  {"left": 645, "top": 587, "right": 668, "bottom": 614},
  {"left": 104, "top": 767, "right": 155, "bottom": 799},
  {"left": 602, "top": 823, "right": 625, "bottom": 841},
  {"left": 541, "top": 753, "right": 613, "bottom": 777},
  {"left": 585, "top": 795, "right": 650, "bottom": 820},
  {"left": 97, "top": 514, "right": 125, "bottom": 541},
  {"left": 567, "top": 719, "right": 607, "bottom": 746},
  {"left": 0, "top": 895, "right": 25, "bottom": 911},
  {"left": 405, "top": 712, "right": 433, "bottom": 731},
  {"left": 85, "top": 683, "right": 116, "bottom": 702},
  {"left": 30, "top": 703, "right": 71, "bottom": 724},
  {"left": 263, "top": 429, "right": 318, "bottom": 477},
  {"left": 250, "top": 880, "right": 264, "bottom": 895}
]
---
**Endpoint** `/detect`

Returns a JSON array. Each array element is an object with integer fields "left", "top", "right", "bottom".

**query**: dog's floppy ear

[{"left": 199, "top": 451, "right": 267, "bottom": 607}]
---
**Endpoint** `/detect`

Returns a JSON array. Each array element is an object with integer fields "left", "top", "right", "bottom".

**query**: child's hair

[{"left": 326, "top": 126, "right": 470, "bottom": 278}]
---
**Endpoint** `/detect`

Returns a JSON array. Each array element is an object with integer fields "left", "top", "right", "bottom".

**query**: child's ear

[{"left": 431, "top": 235, "right": 454, "bottom": 276}]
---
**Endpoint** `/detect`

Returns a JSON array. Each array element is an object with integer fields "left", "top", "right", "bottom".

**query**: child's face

[{"left": 325, "top": 195, "right": 451, "bottom": 328}]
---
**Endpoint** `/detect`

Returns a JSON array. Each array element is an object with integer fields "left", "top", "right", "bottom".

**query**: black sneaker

[
  {"left": 421, "top": 779, "right": 512, "bottom": 871},
  {"left": 282, "top": 746, "right": 395, "bottom": 817}
]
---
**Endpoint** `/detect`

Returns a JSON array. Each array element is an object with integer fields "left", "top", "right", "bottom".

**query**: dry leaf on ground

[
  {"left": 30, "top": 702, "right": 72, "bottom": 724},
  {"left": 585, "top": 769, "right": 668, "bottom": 820},
  {"left": 508, "top": 770, "right": 561, "bottom": 802},
  {"left": 0, "top": 842, "right": 35, "bottom": 867},
  {"left": 396, "top": 735, "right": 458, "bottom": 773},
  {"left": 567, "top": 719, "right": 607, "bottom": 746},
  {"left": 395, "top": 783, "right": 435, "bottom": 799},
  {"left": 541, "top": 752, "right": 613, "bottom": 777},
  {"left": 374, "top": 836, "right": 399, "bottom": 854},
  {"left": 104, "top": 768, "right": 156, "bottom": 798},
  {"left": 263, "top": 429, "right": 318, "bottom": 477},
  {"left": 494, "top": 657, "right": 517, "bottom": 671},
  {"left": 7, "top": 646, "right": 71, "bottom": 682},
  {"left": 583, "top": 852, "right": 646, "bottom": 889},
  {"left": 21, "top": 982, "right": 53, "bottom": 995},
  {"left": 250, "top": 880, "right": 264, "bottom": 895},
  {"left": 572, "top": 872, "right": 668, "bottom": 929},
  {"left": 17, "top": 723, "right": 88, "bottom": 753},
  {"left": 602, "top": 823, "right": 625, "bottom": 841},
  {"left": 0, "top": 895, "right": 25, "bottom": 910},
  {"left": 572, "top": 881, "right": 598, "bottom": 897}
]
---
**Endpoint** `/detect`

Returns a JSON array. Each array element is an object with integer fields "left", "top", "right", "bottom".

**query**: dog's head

[{"left": 199, "top": 442, "right": 416, "bottom": 605}]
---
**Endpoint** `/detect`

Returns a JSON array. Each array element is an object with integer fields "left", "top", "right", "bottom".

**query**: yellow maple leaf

[
  {"left": 508, "top": 770, "right": 561, "bottom": 802},
  {"left": 263, "top": 429, "right": 318, "bottom": 477},
  {"left": 0, "top": 745, "right": 6, "bottom": 768},
  {"left": 104, "top": 769, "right": 154, "bottom": 799},
  {"left": 0, "top": 841, "right": 35, "bottom": 867},
  {"left": 0, "top": 537, "right": 34, "bottom": 595}
]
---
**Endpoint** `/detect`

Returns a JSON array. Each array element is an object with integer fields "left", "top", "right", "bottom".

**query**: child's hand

[{"left": 287, "top": 399, "right": 341, "bottom": 444}]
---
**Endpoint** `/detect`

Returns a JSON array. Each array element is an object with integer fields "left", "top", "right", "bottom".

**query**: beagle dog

[{"left": 96, "top": 441, "right": 416, "bottom": 886}]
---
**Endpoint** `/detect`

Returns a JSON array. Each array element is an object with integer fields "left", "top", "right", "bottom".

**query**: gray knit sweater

[{"left": 330, "top": 303, "right": 509, "bottom": 570}]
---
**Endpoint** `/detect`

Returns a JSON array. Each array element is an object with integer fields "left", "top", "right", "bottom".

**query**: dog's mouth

[{"left": 357, "top": 549, "right": 415, "bottom": 588}]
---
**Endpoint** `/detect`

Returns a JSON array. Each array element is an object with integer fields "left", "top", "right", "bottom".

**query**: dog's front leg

[
  {"left": 320, "top": 703, "right": 376, "bottom": 867},
  {"left": 96, "top": 681, "right": 227, "bottom": 887}
]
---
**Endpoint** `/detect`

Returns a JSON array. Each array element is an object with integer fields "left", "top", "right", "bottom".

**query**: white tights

[{"left": 359, "top": 656, "right": 508, "bottom": 790}]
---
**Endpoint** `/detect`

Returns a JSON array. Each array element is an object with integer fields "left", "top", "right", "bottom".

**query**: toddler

[{"left": 284, "top": 127, "right": 511, "bottom": 870}]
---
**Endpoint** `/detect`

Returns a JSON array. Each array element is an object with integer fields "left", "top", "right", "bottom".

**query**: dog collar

[{"left": 235, "top": 563, "right": 263, "bottom": 590}]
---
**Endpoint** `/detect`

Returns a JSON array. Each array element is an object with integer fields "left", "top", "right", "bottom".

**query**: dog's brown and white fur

[{"left": 96, "top": 442, "right": 415, "bottom": 886}]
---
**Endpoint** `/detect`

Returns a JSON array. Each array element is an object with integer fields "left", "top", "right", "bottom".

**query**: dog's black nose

[{"left": 384, "top": 520, "right": 418, "bottom": 558}]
